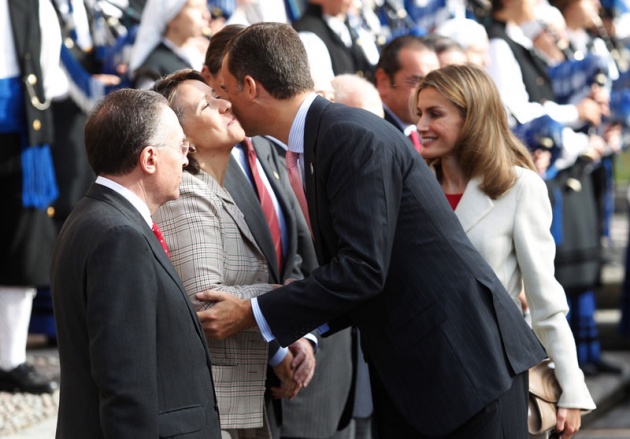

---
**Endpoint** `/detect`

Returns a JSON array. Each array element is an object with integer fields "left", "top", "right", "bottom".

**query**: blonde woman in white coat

[{"left": 413, "top": 63, "right": 595, "bottom": 439}]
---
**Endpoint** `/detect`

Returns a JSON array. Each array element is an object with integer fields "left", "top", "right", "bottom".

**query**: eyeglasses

[
  {"left": 156, "top": 141, "right": 190, "bottom": 158},
  {"left": 390, "top": 75, "right": 423, "bottom": 89}
]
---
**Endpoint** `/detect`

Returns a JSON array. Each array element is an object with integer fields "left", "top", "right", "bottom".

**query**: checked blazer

[{"left": 154, "top": 170, "right": 272, "bottom": 431}]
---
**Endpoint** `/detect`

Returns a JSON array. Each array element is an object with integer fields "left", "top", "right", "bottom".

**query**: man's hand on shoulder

[{"left": 196, "top": 290, "right": 255, "bottom": 339}]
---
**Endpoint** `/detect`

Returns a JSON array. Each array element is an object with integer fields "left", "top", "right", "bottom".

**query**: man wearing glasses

[
  {"left": 374, "top": 35, "right": 440, "bottom": 152},
  {"left": 50, "top": 89, "right": 221, "bottom": 439}
]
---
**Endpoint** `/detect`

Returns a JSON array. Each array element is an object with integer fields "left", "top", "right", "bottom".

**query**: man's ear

[
  {"left": 201, "top": 65, "right": 212, "bottom": 85},
  {"left": 139, "top": 146, "right": 158, "bottom": 175},
  {"left": 243, "top": 75, "right": 257, "bottom": 99},
  {"left": 374, "top": 68, "right": 390, "bottom": 95}
]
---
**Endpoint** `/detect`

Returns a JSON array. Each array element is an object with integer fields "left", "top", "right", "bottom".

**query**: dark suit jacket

[
  {"left": 224, "top": 137, "right": 353, "bottom": 437},
  {"left": 293, "top": 3, "right": 373, "bottom": 79},
  {"left": 257, "top": 96, "right": 546, "bottom": 436},
  {"left": 132, "top": 43, "right": 191, "bottom": 88},
  {"left": 383, "top": 106, "right": 416, "bottom": 150},
  {"left": 51, "top": 184, "right": 221, "bottom": 439}
]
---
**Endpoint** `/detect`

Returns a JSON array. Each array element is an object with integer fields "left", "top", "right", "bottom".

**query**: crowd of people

[{"left": 2, "top": 0, "right": 630, "bottom": 438}]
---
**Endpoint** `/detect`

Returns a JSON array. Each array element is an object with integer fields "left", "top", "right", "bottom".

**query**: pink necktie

[
  {"left": 285, "top": 151, "right": 312, "bottom": 233},
  {"left": 409, "top": 130, "right": 422, "bottom": 153},
  {"left": 243, "top": 138, "right": 284, "bottom": 273},
  {"left": 152, "top": 222, "right": 170, "bottom": 258}
]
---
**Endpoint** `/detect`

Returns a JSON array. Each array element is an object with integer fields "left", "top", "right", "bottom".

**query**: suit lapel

[
  {"left": 455, "top": 177, "right": 494, "bottom": 233},
  {"left": 87, "top": 184, "right": 210, "bottom": 349},
  {"left": 224, "top": 156, "right": 280, "bottom": 281},
  {"left": 209, "top": 175, "right": 264, "bottom": 259},
  {"left": 87, "top": 184, "right": 186, "bottom": 293},
  {"left": 303, "top": 96, "right": 331, "bottom": 256}
]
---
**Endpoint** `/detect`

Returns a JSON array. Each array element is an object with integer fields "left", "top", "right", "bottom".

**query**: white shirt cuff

[
  {"left": 268, "top": 347, "right": 288, "bottom": 367},
  {"left": 251, "top": 297, "right": 275, "bottom": 342}
]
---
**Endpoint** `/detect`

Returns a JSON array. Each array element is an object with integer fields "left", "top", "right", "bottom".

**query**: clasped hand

[{"left": 270, "top": 338, "right": 316, "bottom": 400}]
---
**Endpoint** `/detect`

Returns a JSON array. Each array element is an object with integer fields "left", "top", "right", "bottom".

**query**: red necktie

[
  {"left": 243, "top": 138, "right": 284, "bottom": 273},
  {"left": 285, "top": 151, "right": 312, "bottom": 234},
  {"left": 409, "top": 130, "right": 422, "bottom": 153},
  {"left": 152, "top": 222, "right": 170, "bottom": 257}
]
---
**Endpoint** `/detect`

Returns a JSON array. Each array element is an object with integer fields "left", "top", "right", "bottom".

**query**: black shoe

[
  {"left": 0, "top": 362, "right": 58, "bottom": 394},
  {"left": 581, "top": 360, "right": 623, "bottom": 377},
  {"left": 593, "top": 360, "right": 623, "bottom": 374},
  {"left": 581, "top": 363, "right": 599, "bottom": 377}
]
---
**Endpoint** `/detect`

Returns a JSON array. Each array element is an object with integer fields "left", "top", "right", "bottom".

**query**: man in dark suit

[
  {"left": 202, "top": 26, "right": 355, "bottom": 439},
  {"left": 51, "top": 89, "right": 221, "bottom": 438},
  {"left": 374, "top": 35, "right": 440, "bottom": 152},
  {"left": 197, "top": 23, "right": 546, "bottom": 438},
  {"left": 293, "top": 0, "right": 375, "bottom": 79}
]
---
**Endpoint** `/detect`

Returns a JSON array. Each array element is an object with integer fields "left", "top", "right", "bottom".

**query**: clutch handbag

[{"left": 528, "top": 358, "right": 562, "bottom": 435}]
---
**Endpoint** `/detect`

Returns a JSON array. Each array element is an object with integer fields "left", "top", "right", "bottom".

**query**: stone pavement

[{"left": 0, "top": 341, "right": 58, "bottom": 438}]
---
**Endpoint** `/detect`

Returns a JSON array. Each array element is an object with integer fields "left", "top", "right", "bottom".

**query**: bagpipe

[
  {"left": 547, "top": 52, "right": 611, "bottom": 105},
  {"left": 92, "top": 0, "right": 143, "bottom": 78},
  {"left": 51, "top": 0, "right": 139, "bottom": 111},
  {"left": 610, "top": 71, "right": 630, "bottom": 127},
  {"left": 403, "top": 0, "right": 449, "bottom": 35},
  {"left": 512, "top": 114, "right": 564, "bottom": 168},
  {"left": 374, "top": 0, "right": 428, "bottom": 39},
  {"left": 546, "top": 48, "right": 630, "bottom": 144}
]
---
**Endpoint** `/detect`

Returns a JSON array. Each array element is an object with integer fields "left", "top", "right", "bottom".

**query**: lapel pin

[
  {"left": 310, "top": 163, "right": 314, "bottom": 175},
  {"left": 273, "top": 171, "right": 280, "bottom": 180}
]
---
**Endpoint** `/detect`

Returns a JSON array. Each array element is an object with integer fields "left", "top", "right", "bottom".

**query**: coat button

[
  {"left": 27, "top": 74, "right": 37, "bottom": 85},
  {"left": 32, "top": 119, "right": 41, "bottom": 131},
  {"left": 47, "top": 206, "right": 55, "bottom": 217}
]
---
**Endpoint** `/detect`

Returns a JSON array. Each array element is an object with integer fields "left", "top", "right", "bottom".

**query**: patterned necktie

[
  {"left": 152, "top": 222, "right": 170, "bottom": 258},
  {"left": 285, "top": 151, "right": 312, "bottom": 234},
  {"left": 409, "top": 130, "right": 422, "bottom": 153},
  {"left": 243, "top": 138, "right": 284, "bottom": 273}
]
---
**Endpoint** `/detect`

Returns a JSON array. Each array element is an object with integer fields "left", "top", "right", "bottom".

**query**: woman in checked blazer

[
  {"left": 152, "top": 70, "right": 276, "bottom": 438},
  {"left": 414, "top": 64, "right": 596, "bottom": 439}
]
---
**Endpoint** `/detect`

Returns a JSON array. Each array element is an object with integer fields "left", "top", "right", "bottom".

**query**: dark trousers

[{"left": 370, "top": 369, "right": 529, "bottom": 439}]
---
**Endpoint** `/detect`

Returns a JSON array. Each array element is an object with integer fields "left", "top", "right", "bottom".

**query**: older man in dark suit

[
  {"left": 51, "top": 89, "right": 221, "bottom": 439},
  {"left": 197, "top": 23, "right": 546, "bottom": 438}
]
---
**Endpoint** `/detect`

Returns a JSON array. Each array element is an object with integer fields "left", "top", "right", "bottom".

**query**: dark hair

[
  {"left": 204, "top": 24, "right": 245, "bottom": 76},
  {"left": 491, "top": 0, "right": 504, "bottom": 13},
  {"left": 375, "top": 35, "right": 432, "bottom": 82},
  {"left": 226, "top": 22, "right": 313, "bottom": 100},
  {"left": 85, "top": 88, "right": 167, "bottom": 176},
  {"left": 152, "top": 69, "right": 206, "bottom": 174}
]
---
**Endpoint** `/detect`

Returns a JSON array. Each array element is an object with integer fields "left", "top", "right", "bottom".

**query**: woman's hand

[{"left": 555, "top": 407, "right": 582, "bottom": 438}]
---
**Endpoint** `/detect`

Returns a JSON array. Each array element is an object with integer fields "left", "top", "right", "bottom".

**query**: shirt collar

[
  {"left": 287, "top": 92, "right": 318, "bottom": 155},
  {"left": 384, "top": 104, "right": 417, "bottom": 136},
  {"left": 95, "top": 176, "right": 153, "bottom": 227}
]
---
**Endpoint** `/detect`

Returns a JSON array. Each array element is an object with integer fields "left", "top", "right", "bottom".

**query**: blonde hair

[{"left": 412, "top": 64, "right": 535, "bottom": 199}]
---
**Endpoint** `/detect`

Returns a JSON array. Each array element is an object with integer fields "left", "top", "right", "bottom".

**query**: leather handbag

[{"left": 528, "top": 359, "right": 562, "bottom": 435}]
